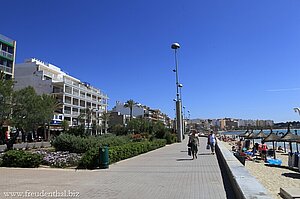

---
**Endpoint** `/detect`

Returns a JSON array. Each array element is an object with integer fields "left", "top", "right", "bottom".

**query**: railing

[
  {"left": 53, "top": 88, "right": 63, "bottom": 93},
  {"left": 0, "top": 64, "right": 12, "bottom": 73},
  {"left": 64, "top": 110, "right": 71, "bottom": 115},
  {"left": 0, "top": 50, "right": 13, "bottom": 59}
]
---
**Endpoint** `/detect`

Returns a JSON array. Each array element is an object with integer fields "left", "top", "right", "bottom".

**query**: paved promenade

[{"left": 0, "top": 137, "right": 234, "bottom": 199}]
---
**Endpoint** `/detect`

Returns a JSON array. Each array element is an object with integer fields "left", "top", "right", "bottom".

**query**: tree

[
  {"left": 38, "top": 94, "right": 59, "bottom": 140},
  {"left": 100, "top": 112, "right": 110, "bottom": 134},
  {"left": 61, "top": 120, "right": 70, "bottom": 132},
  {"left": 0, "top": 71, "right": 14, "bottom": 143},
  {"left": 124, "top": 99, "right": 137, "bottom": 121},
  {"left": 12, "top": 87, "right": 57, "bottom": 140},
  {"left": 78, "top": 108, "right": 96, "bottom": 135}
]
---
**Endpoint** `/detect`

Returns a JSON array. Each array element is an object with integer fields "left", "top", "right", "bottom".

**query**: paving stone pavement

[{"left": 0, "top": 137, "right": 232, "bottom": 199}]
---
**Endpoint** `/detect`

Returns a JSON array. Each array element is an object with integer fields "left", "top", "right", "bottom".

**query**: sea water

[{"left": 220, "top": 129, "right": 300, "bottom": 153}]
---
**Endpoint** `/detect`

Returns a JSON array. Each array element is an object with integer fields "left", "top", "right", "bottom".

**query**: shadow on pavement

[
  {"left": 282, "top": 172, "right": 300, "bottom": 179},
  {"left": 198, "top": 152, "right": 212, "bottom": 155},
  {"left": 176, "top": 158, "right": 193, "bottom": 161}
]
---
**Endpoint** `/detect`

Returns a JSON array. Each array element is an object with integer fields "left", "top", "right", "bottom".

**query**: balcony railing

[
  {"left": 0, "top": 64, "right": 12, "bottom": 73},
  {"left": 64, "top": 110, "right": 71, "bottom": 115},
  {"left": 0, "top": 50, "right": 13, "bottom": 60}
]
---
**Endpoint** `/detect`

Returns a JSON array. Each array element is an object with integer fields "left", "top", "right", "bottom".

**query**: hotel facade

[{"left": 14, "top": 58, "right": 109, "bottom": 132}]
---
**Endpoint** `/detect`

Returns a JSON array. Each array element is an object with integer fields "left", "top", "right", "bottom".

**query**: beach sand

[{"left": 221, "top": 141, "right": 300, "bottom": 199}]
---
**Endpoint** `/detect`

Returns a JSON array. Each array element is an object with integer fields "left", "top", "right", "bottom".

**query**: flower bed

[{"left": 34, "top": 150, "right": 82, "bottom": 168}]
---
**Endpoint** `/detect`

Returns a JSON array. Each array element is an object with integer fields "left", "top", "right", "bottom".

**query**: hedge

[
  {"left": 77, "top": 139, "right": 166, "bottom": 169},
  {"left": 1, "top": 150, "right": 42, "bottom": 168},
  {"left": 51, "top": 134, "right": 130, "bottom": 153}
]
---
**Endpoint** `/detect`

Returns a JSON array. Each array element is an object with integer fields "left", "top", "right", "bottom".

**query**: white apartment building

[
  {"left": 111, "top": 101, "right": 171, "bottom": 126},
  {"left": 14, "top": 58, "right": 109, "bottom": 129}
]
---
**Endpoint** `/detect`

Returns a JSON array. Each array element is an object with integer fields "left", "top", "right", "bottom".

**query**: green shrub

[
  {"left": 77, "top": 139, "right": 166, "bottom": 169},
  {"left": 51, "top": 134, "right": 130, "bottom": 153},
  {"left": 77, "top": 148, "right": 99, "bottom": 169},
  {"left": 164, "top": 132, "right": 177, "bottom": 144},
  {"left": 1, "top": 150, "right": 42, "bottom": 168}
]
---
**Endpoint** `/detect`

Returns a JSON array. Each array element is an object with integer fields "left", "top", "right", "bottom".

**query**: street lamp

[{"left": 171, "top": 42, "right": 183, "bottom": 142}]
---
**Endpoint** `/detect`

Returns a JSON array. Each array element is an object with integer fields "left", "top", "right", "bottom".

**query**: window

[
  {"left": 64, "top": 106, "right": 71, "bottom": 114},
  {"left": 65, "top": 96, "right": 72, "bottom": 104},
  {"left": 65, "top": 86, "right": 72, "bottom": 94},
  {"left": 72, "top": 108, "right": 79, "bottom": 115},
  {"left": 73, "top": 98, "right": 79, "bottom": 106},
  {"left": 80, "top": 100, "right": 85, "bottom": 107},
  {"left": 73, "top": 89, "right": 79, "bottom": 96},
  {"left": 86, "top": 102, "right": 91, "bottom": 108}
]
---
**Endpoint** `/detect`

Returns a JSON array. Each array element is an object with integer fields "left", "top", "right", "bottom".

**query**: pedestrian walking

[
  {"left": 188, "top": 130, "right": 199, "bottom": 159},
  {"left": 207, "top": 130, "right": 217, "bottom": 155}
]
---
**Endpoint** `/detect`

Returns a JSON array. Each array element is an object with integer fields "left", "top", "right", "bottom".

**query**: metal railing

[
  {"left": 0, "top": 64, "right": 12, "bottom": 73},
  {"left": 0, "top": 50, "right": 13, "bottom": 59}
]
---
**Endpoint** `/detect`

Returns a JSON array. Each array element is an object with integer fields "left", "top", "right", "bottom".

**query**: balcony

[
  {"left": 0, "top": 50, "right": 13, "bottom": 60},
  {"left": 64, "top": 110, "right": 71, "bottom": 115},
  {"left": 0, "top": 64, "right": 12, "bottom": 73}
]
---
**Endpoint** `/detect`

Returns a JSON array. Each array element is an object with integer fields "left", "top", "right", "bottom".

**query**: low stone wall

[{"left": 216, "top": 140, "right": 273, "bottom": 199}]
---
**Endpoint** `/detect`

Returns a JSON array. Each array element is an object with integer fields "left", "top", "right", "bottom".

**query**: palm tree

[
  {"left": 78, "top": 108, "right": 93, "bottom": 135},
  {"left": 100, "top": 112, "right": 110, "bottom": 134},
  {"left": 124, "top": 99, "right": 137, "bottom": 121}
]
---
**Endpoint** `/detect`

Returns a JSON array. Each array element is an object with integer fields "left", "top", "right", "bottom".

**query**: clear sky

[{"left": 2, "top": 0, "right": 300, "bottom": 122}]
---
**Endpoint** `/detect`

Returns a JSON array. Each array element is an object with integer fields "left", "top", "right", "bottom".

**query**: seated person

[
  {"left": 277, "top": 145, "right": 284, "bottom": 152},
  {"left": 232, "top": 145, "right": 237, "bottom": 152}
]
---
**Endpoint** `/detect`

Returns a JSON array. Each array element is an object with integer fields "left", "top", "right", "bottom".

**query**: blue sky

[{"left": 2, "top": 0, "right": 300, "bottom": 122}]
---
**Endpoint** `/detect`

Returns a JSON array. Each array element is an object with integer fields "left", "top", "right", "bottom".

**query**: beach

[{"left": 221, "top": 141, "right": 300, "bottom": 199}]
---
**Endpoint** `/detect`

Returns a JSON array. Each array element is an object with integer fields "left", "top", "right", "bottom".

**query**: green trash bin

[{"left": 99, "top": 146, "right": 109, "bottom": 169}]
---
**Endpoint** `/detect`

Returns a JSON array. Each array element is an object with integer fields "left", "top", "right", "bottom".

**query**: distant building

[
  {"left": 111, "top": 101, "right": 171, "bottom": 127},
  {"left": 190, "top": 118, "right": 274, "bottom": 130},
  {"left": 0, "top": 34, "right": 16, "bottom": 79},
  {"left": 14, "top": 58, "right": 109, "bottom": 133},
  {"left": 108, "top": 111, "right": 130, "bottom": 127}
]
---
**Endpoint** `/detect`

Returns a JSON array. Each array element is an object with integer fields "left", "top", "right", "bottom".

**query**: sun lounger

[{"left": 266, "top": 158, "right": 282, "bottom": 166}]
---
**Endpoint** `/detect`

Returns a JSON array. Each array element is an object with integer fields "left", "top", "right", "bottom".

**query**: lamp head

[
  {"left": 171, "top": 43, "right": 180, "bottom": 49},
  {"left": 178, "top": 83, "right": 183, "bottom": 88}
]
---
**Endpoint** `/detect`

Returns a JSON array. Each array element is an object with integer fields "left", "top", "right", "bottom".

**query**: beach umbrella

[
  {"left": 239, "top": 129, "right": 250, "bottom": 138},
  {"left": 246, "top": 130, "right": 257, "bottom": 146},
  {"left": 278, "top": 131, "right": 286, "bottom": 153},
  {"left": 254, "top": 129, "right": 267, "bottom": 143},
  {"left": 280, "top": 130, "right": 300, "bottom": 153},
  {"left": 263, "top": 132, "right": 281, "bottom": 159}
]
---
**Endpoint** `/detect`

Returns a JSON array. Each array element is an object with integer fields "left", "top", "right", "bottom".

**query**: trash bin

[{"left": 99, "top": 146, "right": 109, "bottom": 169}]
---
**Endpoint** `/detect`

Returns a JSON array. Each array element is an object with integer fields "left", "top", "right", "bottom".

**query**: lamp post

[
  {"left": 179, "top": 83, "right": 185, "bottom": 137},
  {"left": 183, "top": 105, "right": 186, "bottom": 135},
  {"left": 171, "top": 42, "right": 183, "bottom": 142}
]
